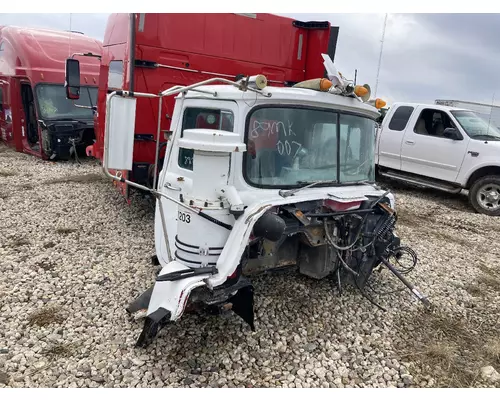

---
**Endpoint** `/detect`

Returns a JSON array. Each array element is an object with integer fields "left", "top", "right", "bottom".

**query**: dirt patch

[
  {"left": 484, "top": 339, "right": 500, "bottom": 363},
  {"left": 5, "top": 236, "right": 30, "bottom": 249},
  {"left": 431, "top": 230, "right": 471, "bottom": 247},
  {"left": 35, "top": 259, "right": 56, "bottom": 271},
  {"left": 464, "top": 283, "right": 483, "bottom": 297},
  {"left": 27, "top": 307, "right": 65, "bottom": 327},
  {"left": 55, "top": 227, "right": 77, "bottom": 235},
  {"left": 45, "top": 173, "right": 105, "bottom": 185},
  {"left": 0, "top": 370, "right": 10, "bottom": 385},
  {"left": 0, "top": 169, "right": 17, "bottom": 177},
  {"left": 396, "top": 308, "right": 500, "bottom": 387},
  {"left": 18, "top": 183, "right": 34, "bottom": 191},
  {"left": 42, "top": 343, "right": 74, "bottom": 360},
  {"left": 477, "top": 262, "right": 499, "bottom": 277},
  {"left": 477, "top": 274, "right": 500, "bottom": 291}
]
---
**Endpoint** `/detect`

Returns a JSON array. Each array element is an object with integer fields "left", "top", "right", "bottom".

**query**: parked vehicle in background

[
  {"left": 436, "top": 99, "right": 500, "bottom": 130},
  {"left": 0, "top": 26, "right": 102, "bottom": 160},
  {"left": 75, "top": 13, "right": 339, "bottom": 200},
  {"left": 376, "top": 102, "right": 500, "bottom": 215}
]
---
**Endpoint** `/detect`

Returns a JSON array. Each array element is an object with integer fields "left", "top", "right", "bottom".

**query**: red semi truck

[
  {"left": 74, "top": 13, "right": 338, "bottom": 199},
  {"left": 0, "top": 26, "right": 102, "bottom": 160}
]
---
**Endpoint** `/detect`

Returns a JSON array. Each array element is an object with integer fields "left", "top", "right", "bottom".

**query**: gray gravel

[{"left": 1, "top": 143, "right": 499, "bottom": 388}]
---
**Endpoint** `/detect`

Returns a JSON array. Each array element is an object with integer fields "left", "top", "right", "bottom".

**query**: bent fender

[{"left": 137, "top": 261, "right": 208, "bottom": 347}]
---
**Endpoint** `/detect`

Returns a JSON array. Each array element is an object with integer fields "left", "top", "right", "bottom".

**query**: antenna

[
  {"left": 68, "top": 13, "right": 72, "bottom": 57},
  {"left": 487, "top": 92, "right": 495, "bottom": 134},
  {"left": 354, "top": 69, "right": 357, "bottom": 86},
  {"left": 374, "top": 13, "right": 388, "bottom": 98}
]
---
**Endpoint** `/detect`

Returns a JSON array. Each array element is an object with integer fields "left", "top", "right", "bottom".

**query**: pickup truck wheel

[{"left": 469, "top": 176, "right": 500, "bottom": 216}]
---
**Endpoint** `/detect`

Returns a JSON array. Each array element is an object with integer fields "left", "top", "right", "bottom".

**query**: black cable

[
  {"left": 337, "top": 248, "right": 387, "bottom": 312},
  {"left": 387, "top": 246, "right": 418, "bottom": 275},
  {"left": 353, "top": 268, "right": 387, "bottom": 312}
]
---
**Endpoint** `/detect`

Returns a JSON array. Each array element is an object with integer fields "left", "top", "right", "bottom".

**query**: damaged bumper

[
  {"left": 129, "top": 189, "right": 428, "bottom": 348},
  {"left": 129, "top": 261, "right": 255, "bottom": 348}
]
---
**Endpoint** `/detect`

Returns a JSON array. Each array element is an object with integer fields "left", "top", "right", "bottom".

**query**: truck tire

[{"left": 469, "top": 175, "right": 500, "bottom": 216}]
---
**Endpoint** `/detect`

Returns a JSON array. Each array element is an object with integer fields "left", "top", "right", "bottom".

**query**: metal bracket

[
  {"left": 156, "top": 266, "right": 218, "bottom": 282},
  {"left": 134, "top": 134, "right": 155, "bottom": 142},
  {"left": 135, "top": 59, "right": 158, "bottom": 69}
]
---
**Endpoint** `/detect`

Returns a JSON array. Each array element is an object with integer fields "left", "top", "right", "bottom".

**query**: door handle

[
  {"left": 405, "top": 140, "right": 415, "bottom": 145},
  {"left": 164, "top": 182, "right": 181, "bottom": 191}
]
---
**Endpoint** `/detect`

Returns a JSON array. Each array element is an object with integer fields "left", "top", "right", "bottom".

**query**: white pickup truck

[{"left": 376, "top": 102, "right": 500, "bottom": 215}]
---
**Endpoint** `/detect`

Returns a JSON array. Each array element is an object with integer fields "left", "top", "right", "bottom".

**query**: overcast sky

[{"left": 1, "top": 13, "right": 499, "bottom": 107}]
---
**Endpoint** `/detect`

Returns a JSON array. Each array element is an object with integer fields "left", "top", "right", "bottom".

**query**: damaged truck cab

[{"left": 74, "top": 55, "right": 430, "bottom": 347}]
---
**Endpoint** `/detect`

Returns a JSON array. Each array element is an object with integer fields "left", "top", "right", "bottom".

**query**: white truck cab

[
  {"left": 376, "top": 102, "right": 500, "bottom": 215},
  {"left": 64, "top": 56, "right": 429, "bottom": 347}
]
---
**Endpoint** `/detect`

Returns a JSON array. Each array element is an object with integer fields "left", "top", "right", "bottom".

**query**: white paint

[
  {"left": 122, "top": 81, "right": 387, "bottom": 323},
  {"left": 378, "top": 102, "right": 500, "bottom": 187}
]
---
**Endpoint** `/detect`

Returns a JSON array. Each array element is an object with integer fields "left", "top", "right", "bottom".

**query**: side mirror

[
  {"left": 443, "top": 127, "right": 462, "bottom": 140},
  {"left": 65, "top": 58, "right": 81, "bottom": 100},
  {"left": 105, "top": 95, "right": 137, "bottom": 171}
]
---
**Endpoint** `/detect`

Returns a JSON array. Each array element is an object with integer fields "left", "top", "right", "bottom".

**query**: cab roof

[
  {"left": 179, "top": 84, "right": 381, "bottom": 119},
  {"left": 0, "top": 26, "right": 102, "bottom": 84}
]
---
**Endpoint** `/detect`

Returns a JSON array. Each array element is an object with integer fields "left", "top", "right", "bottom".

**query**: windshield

[
  {"left": 36, "top": 84, "right": 97, "bottom": 120},
  {"left": 451, "top": 110, "right": 500, "bottom": 140},
  {"left": 245, "top": 107, "right": 376, "bottom": 187}
]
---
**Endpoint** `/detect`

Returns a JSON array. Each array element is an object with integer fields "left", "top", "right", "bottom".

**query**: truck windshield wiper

[
  {"left": 48, "top": 118, "right": 90, "bottom": 124},
  {"left": 279, "top": 180, "right": 338, "bottom": 198}
]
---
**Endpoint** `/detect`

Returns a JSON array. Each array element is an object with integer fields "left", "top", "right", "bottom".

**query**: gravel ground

[{"left": 1, "top": 143, "right": 499, "bottom": 388}]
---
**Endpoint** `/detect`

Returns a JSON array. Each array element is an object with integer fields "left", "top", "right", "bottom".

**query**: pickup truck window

[
  {"left": 451, "top": 110, "right": 500, "bottom": 141},
  {"left": 414, "top": 108, "right": 454, "bottom": 137},
  {"left": 388, "top": 106, "right": 414, "bottom": 131},
  {"left": 178, "top": 108, "right": 234, "bottom": 170},
  {"left": 244, "top": 107, "right": 375, "bottom": 188}
]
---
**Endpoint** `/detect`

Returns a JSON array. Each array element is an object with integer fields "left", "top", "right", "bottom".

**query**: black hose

[{"left": 198, "top": 211, "right": 233, "bottom": 231}]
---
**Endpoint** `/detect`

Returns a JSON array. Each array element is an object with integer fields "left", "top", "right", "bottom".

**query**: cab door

[
  {"left": 0, "top": 81, "right": 6, "bottom": 142},
  {"left": 155, "top": 98, "right": 239, "bottom": 265},
  {"left": 377, "top": 105, "right": 415, "bottom": 170},
  {"left": 400, "top": 107, "right": 469, "bottom": 182}
]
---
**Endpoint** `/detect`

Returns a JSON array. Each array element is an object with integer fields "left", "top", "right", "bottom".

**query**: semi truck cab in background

[
  {"left": 376, "top": 102, "right": 500, "bottom": 215},
  {"left": 0, "top": 26, "right": 102, "bottom": 160},
  {"left": 67, "top": 13, "right": 340, "bottom": 200}
]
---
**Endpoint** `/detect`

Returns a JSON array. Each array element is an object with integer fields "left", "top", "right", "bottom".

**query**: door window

[
  {"left": 414, "top": 109, "right": 454, "bottom": 137},
  {"left": 388, "top": 106, "right": 414, "bottom": 131},
  {"left": 178, "top": 108, "right": 234, "bottom": 170}
]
